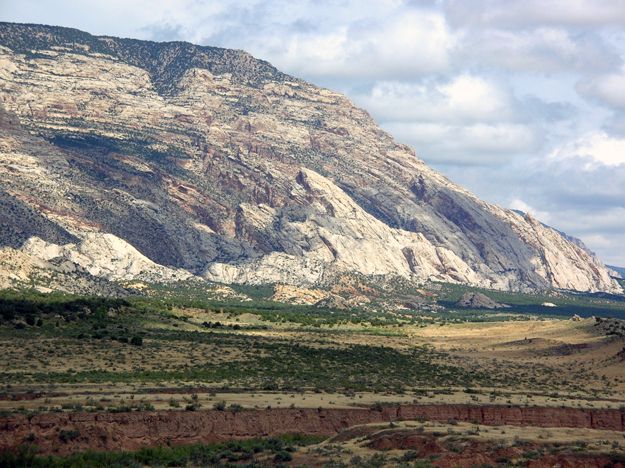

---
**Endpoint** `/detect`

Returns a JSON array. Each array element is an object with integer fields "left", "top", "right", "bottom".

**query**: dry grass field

[{"left": 1, "top": 307, "right": 624, "bottom": 413}]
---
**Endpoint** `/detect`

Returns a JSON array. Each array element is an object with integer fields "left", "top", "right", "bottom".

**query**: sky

[{"left": 2, "top": 0, "right": 625, "bottom": 266}]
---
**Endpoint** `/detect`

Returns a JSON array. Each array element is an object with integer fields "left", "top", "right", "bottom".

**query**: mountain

[
  {"left": 0, "top": 22, "right": 620, "bottom": 293},
  {"left": 609, "top": 266, "right": 625, "bottom": 278}
]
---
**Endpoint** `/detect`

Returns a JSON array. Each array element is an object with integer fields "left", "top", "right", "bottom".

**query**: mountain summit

[{"left": 0, "top": 22, "right": 620, "bottom": 293}]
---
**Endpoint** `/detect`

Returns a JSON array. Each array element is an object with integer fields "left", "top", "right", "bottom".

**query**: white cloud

[
  {"left": 267, "top": 10, "right": 456, "bottom": 79},
  {"left": 440, "top": 75, "right": 508, "bottom": 118},
  {"left": 550, "top": 132, "right": 625, "bottom": 167},
  {"left": 353, "top": 74, "right": 543, "bottom": 166},
  {"left": 355, "top": 75, "right": 512, "bottom": 123},
  {"left": 577, "top": 67, "right": 625, "bottom": 110},
  {"left": 459, "top": 27, "right": 617, "bottom": 73},
  {"left": 445, "top": 0, "right": 625, "bottom": 28},
  {"left": 135, "top": 2, "right": 457, "bottom": 80},
  {"left": 386, "top": 121, "right": 538, "bottom": 164}
]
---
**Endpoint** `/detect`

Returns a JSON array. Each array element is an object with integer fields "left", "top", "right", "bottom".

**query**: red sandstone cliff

[{"left": 1, "top": 404, "right": 623, "bottom": 456}]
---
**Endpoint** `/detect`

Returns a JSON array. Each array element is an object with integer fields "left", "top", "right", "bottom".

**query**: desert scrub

[
  {"left": 0, "top": 434, "right": 325, "bottom": 467},
  {"left": 7, "top": 339, "right": 483, "bottom": 391}
]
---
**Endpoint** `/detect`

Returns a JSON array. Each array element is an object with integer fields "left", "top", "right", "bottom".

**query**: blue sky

[{"left": 2, "top": 0, "right": 625, "bottom": 265}]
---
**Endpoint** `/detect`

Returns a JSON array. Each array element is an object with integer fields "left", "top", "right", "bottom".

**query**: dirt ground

[{"left": 295, "top": 419, "right": 625, "bottom": 467}]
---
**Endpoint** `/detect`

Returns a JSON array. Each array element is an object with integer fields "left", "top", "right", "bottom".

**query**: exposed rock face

[
  {"left": 1, "top": 404, "right": 623, "bottom": 456},
  {"left": 0, "top": 22, "right": 620, "bottom": 293},
  {"left": 609, "top": 265, "right": 625, "bottom": 279},
  {"left": 271, "top": 284, "right": 330, "bottom": 305},
  {"left": 22, "top": 234, "right": 192, "bottom": 282},
  {"left": 456, "top": 292, "right": 509, "bottom": 309},
  {"left": 364, "top": 430, "right": 624, "bottom": 467},
  {"left": 0, "top": 244, "right": 129, "bottom": 296}
]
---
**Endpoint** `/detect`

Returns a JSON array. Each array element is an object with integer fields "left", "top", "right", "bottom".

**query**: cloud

[
  {"left": 457, "top": 27, "right": 619, "bottom": 73},
  {"left": 354, "top": 75, "right": 513, "bottom": 123},
  {"left": 577, "top": 67, "right": 625, "bottom": 110},
  {"left": 445, "top": 0, "right": 625, "bottom": 28},
  {"left": 253, "top": 9, "right": 456, "bottom": 80},
  {"left": 604, "top": 112, "right": 625, "bottom": 136},
  {"left": 549, "top": 132, "right": 625, "bottom": 167},
  {"left": 126, "top": 1, "right": 458, "bottom": 81},
  {"left": 386, "top": 121, "right": 538, "bottom": 165},
  {"left": 351, "top": 74, "right": 570, "bottom": 166}
]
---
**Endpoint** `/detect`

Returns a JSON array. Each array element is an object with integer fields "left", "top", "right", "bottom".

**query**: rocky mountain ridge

[
  {"left": 0, "top": 22, "right": 620, "bottom": 293},
  {"left": 608, "top": 266, "right": 625, "bottom": 279}
]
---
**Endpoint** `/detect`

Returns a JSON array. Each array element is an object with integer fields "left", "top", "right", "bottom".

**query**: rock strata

[
  {"left": 1, "top": 404, "right": 623, "bottom": 455},
  {"left": 0, "top": 22, "right": 621, "bottom": 293}
]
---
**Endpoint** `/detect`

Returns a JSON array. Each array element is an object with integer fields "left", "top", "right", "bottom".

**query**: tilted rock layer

[{"left": 0, "top": 22, "right": 620, "bottom": 292}]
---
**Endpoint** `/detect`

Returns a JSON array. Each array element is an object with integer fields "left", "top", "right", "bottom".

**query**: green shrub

[
  {"left": 130, "top": 336, "right": 143, "bottom": 346},
  {"left": 229, "top": 403, "right": 243, "bottom": 413},
  {"left": 59, "top": 429, "right": 80, "bottom": 443},
  {"left": 274, "top": 450, "right": 292, "bottom": 462}
]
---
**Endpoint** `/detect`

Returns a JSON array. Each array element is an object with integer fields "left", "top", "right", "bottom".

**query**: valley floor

[{"left": 1, "top": 290, "right": 625, "bottom": 466}]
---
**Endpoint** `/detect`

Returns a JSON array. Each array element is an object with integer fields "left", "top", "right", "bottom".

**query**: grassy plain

[{"left": 1, "top": 285, "right": 624, "bottom": 414}]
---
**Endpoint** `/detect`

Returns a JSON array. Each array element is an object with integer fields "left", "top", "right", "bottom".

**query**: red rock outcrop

[
  {"left": 1, "top": 404, "right": 624, "bottom": 456},
  {"left": 365, "top": 430, "right": 625, "bottom": 468}
]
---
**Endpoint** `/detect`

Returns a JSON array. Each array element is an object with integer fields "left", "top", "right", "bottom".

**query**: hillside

[
  {"left": 609, "top": 265, "right": 625, "bottom": 278},
  {"left": 0, "top": 22, "right": 620, "bottom": 293}
]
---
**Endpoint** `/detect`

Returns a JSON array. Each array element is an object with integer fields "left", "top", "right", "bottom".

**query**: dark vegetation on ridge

[{"left": 0, "top": 21, "right": 292, "bottom": 95}]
